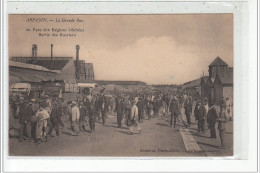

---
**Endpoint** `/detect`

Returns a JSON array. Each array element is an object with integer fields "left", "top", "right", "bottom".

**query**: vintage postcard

[{"left": 8, "top": 14, "right": 233, "bottom": 157}]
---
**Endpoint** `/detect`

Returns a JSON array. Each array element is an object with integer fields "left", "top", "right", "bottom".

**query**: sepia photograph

[{"left": 8, "top": 14, "right": 233, "bottom": 157}]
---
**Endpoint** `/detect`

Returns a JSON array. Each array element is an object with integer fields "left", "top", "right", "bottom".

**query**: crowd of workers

[{"left": 9, "top": 89, "right": 232, "bottom": 149}]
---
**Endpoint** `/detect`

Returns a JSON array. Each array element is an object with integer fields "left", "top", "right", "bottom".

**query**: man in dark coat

[
  {"left": 153, "top": 99, "right": 159, "bottom": 118},
  {"left": 146, "top": 100, "right": 153, "bottom": 120},
  {"left": 207, "top": 104, "right": 218, "bottom": 138},
  {"left": 115, "top": 98, "right": 125, "bottom": 128},
  {"left": 30, "top": 98, "right": 39, "bottom": 140},
  {"left": 194, "top": 99, "right": 199, "bottom": 121},
  {"left": 85, "top": 97, "right": 95, "bottom": 133},
  {"left": 17, "top": 97, "right": 33, "bottom": 142},
  {"left": 100, "top": 96, "right": 108, "bottom": 125},
  {"left": 137, "top": 98, "right": 144, "bottom": 123},
  {"left": 220, "top": 97, "right": 226, "bottom": 110},
  {"left": 95, "top": 95, "right": 101, "bottom": 121},
  {"left": 197, "top": 101, "right": 206, "bottom": 133},
  {"left": 217, "top": 108, "right": 227, "bottom": 149},
  {"left": 184, "top": 99, "right": 192, "bottom": 126},
  {"left": 124, "top": 98, "right": 132, "bottom": 126},
  {"left": 79, "top": 101, "right": 88, "bottom": 132},
  {"left": 169, "top": 96, "right": 179, "bottom": 128},
  {"left": 48, "top": 99, "right": 62, "bottom": 137}
]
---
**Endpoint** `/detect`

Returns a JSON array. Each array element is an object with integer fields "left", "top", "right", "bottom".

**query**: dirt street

[
  {"left": 9, "top": 106, "right": 232, "bottom": 157},
  {"left": 9, "top": 112, "right": 199, "bottom": 157}
]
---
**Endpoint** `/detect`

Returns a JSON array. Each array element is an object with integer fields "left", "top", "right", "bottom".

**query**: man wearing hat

[
  {"left": 184, "top": 99, "right": 192, "bottom": 126},
  {"left": 197, "top": 101, "right": 206, "bottom": 133},
  {"left": 35, "top": 102, "right": 50, "bottom": 144},
  {"left": 194, "top": 99, "right": 199, "bottom": 121},
  {"left": 207, "top": 104, "right": 218, "bottom": 138},
  {"left": 79, "top": 101, "right": 88, "bottom": 132},
  {"left": 169, "top": 96, "right": 180, "bottom": 128},
  {"left": 129, "top": 98, "right": 141, "bottom": 135},
  {"left": 137, "top": 97, "right": 144, "bottom": 123},
  {"left": 203, "top": 98, "right": 209, "bottom": 131},
  {"left": 217, "top": 108, "right": 227, "bottom": 149},
  {"left": 220, "top": 96, "right": 226, "bottom": 110},
  {"left": 44, "top": 95, "right": 52, "bottom": 115},
  {"left": 71, "top": 101, "right": 80, "bottom": 135},
  {"left": 99, "top": 96, "right": 108, "bottom": 125},
  {"left": 29, "top": 98, "right": 39, "bottom": 140},
  {"left": 115, "top": 97, "right": 125, "bottom": 128},
  {"left": 17, "top": 96, "right": 33, "bottom": 142},
  {"left": 48, "top": 99, "right": 62, "bottom": 137}
]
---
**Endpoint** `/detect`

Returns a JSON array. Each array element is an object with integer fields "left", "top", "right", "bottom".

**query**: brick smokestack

[
  {"left": 32, "top": 44, "right": 37, "bottom": 62},
  {"left": 75, "top": 45, "right": 80, "bottom": 79},
  {"left": 51, "top": 44, "right": 53, "bottom": 60},
  {"left": 32, "top": 45, "right": 34, "bottom": 58},
  {"left": 76, "top": 45, "right": 80, "bottom": 62}
]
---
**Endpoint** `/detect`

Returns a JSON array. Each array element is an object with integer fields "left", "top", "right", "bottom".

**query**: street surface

[{"left": 9, "top": 107, "right": 233, "bottom": 157}]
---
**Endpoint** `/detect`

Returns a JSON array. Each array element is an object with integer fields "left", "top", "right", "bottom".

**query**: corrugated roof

[
  {"left": 183, "top": 78, "right": 201, "bottom": 88},
  {"left": 209, "top": 56, "right": 228, "bottom": 67},
  {"left": 31, "top": 60, "right": 70, "bottom": 70},
  {"left": 9, "top": 61, "right": 59, "bottom": 73},
  {"left": 11, "top": 57, "right": 72, "bottom": 70},
  {"left": 9, "top": 70, "right": 62, "bottom": 83}
]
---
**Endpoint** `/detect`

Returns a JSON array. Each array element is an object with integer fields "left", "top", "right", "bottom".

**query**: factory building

[{"left": 10, "top": 44, "right": 95, "bottom": 84}]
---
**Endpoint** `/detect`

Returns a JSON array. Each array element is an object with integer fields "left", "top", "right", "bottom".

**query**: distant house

[
  {"left": 182, "top": 78, "right": 202, "bottom": 99},
  {"left": 201, "top": 56, "right": 233, "bottom": 105},
  {"left": 182, "top": 78, "right": 201, "bottom": 90},
  {"left": 94, "top": 80, "right": 146, "bottom": 86}
]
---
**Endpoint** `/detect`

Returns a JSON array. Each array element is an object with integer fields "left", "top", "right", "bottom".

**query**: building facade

[{"left": 201, "top": 57, "right": 233, "bottom": 105}]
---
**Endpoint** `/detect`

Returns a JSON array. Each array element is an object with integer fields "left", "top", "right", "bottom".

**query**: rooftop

[
  {"left": 209, "top": 56, "right": 228, "bottom": 67},
  {"left": 11, "top": 57, "right": 73, "bottom": 70}
]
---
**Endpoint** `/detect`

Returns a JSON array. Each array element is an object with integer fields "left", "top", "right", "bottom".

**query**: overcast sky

[{"left": 9, "top": 14, "right": 233, "bottom": 84}]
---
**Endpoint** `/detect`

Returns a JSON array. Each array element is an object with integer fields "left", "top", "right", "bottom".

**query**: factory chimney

[
  {"left": 32, "top": 45, "right": 34, "bottom": 58},
  {"left": 75, "top": 45, "right": 80, "bottom": 79},
  {"left": 32, "top": 44, "right": 37, "bottom": 62},
  {"left": 76, "top": 45, "right": 80, "bottom": 62},
  {"left": 51, "top": 44, "right": 53, "bottom": 60}
]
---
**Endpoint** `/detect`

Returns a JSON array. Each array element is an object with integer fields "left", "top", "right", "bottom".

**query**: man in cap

[
  {"left": 137, "top": 97, "right": 144, "bottom": 123},
  {"left": 29, "top": 98, "right": 39, "bottom": 140},
  {"left": 217, "top": 107, "right": 227, "bottom": 149},
  {"left": 48, "top": 98, "right": 62, "bottom": 137},
  {"left": 204, "top": 98, "right": 209, "bottom": 131},
  {"left": 44, "top": 95, "right": 52, "bottom": 115},
  {"left": 79, "top": 101, "right": 88, "bottom": 132},
  {"left": 225, "top": 98, "right": 232, "bottom": 121},
  {"left": 100, "top": 96, "right": 108, "bottom": 125},
  {"left": 169, "top": 96, "right": 180, "bottom": 128},
  {"left": 129, "top": 98, "right": 141, "bottom": 135},
  {"left": 17, "top": 96, "right": 33, "bottom": 142},
  {"left": 35, "top": 102, "right": 50, "bottom": 144},
  {"left": 124, "top": 96, "right": 132, "bottom": 126},
  {"left": 115, "top": 97, "right": 125, "bottom": 128},
  {"left": 87, "top": 98, "right": 96, "bottom": 133},
  {"left": 197, "top": 100, "right": 206, "bottom": 133},
  {"left": 71, "top": 101, "right": 80, "bottom": 135},
  {"left": 194, "top": 99, "right": 199, "bottom": 121},
  {"left": 220, "top": 96, "right": 226, "bottom": 110},
  {"left": 207, "top": 103, "right": 218, "bottom": 138},
  {"left": 184, "top": 99, "right": 192, "bottom": 126}
]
